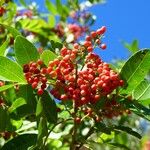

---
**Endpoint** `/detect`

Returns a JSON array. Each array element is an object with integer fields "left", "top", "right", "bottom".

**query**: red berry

[
  {"left": 87, "top": 46, "right": 93, "bottom": 52},
  {"left": 91, "top": 31, "right": 97, "bottom": 38},
  {"left": 37, "top": 59, "right": 43, "bottom": 65},
  {"left": 0, "top": 7, "right": 5, "bottom": 16},
  {"left": 37, "top": 88, "right": 44, "bottom": 95},
  {"left": 75, "top": 117, "right": 81, "bottom": 124},
  {"left": 96, "top": 26, "right": 106, "bottom": 35},
  {"left": 85, "top": 35, "right": 91, "bottom": 41},
  {"left": 60, "top": 94, "right": 68, "bottom": 101},
  {"left": 41, "top": 68, "right": 47, "bottom": 74},
  {"left": 100, "top": 43, "right": 107, "bottom": 50},
  {"left": 32, "top": 82, "right": 38, "bottom": 89}
]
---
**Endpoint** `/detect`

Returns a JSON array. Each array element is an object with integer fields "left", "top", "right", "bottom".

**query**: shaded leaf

[
  {"left": 1, "top": 134, "right": 37, "bottom": 150},
  {"left": 108, "top": 143, "right": 130, "bottom": 150},
  {"left": 40, "top": 91, "right": 57, "bottom": 123},
  {"left": 0, "top": 107, "right": 10, "bottom": 131},
  {"left": 37, "top": 117, "right": 48, "bottom": 146},
  {"left": 16, "top": 85, "right": 37, "bottom": 117},
  {"left": 95, "top": 122, "right": 112, "bottom": 134},
  {"left": 0, "top": 84, "right": 14, "bottom": 92},
  {"left": 114, "top": 125, "right": 141, "bottom": 139},
  {"left": 9, "top": 98, "right": 26, "bottom": 113}
]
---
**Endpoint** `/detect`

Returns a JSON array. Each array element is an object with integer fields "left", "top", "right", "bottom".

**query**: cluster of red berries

[
  {"left": 23, "top": 60, "right": 47, "bottom": 95},
  {"left": 74, "top": 98, "right": 131, "bottom": 124},
  {"left": 0, "top": 7, "right": 6, "bottom": 17},
  {"left": 23, "top": 27, "right": 123, "bottom": 106},
  {"left": 53, "top": 23, "right": 87, "bottom": 42},
  {"left": 84, "top": 26, "right": 107, "bottom": 51},
  {"left": 50, "top": 46, "right": 123, "bottom": 107}
]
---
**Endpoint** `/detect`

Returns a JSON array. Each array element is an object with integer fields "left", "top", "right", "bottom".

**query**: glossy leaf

[
  {"left": 14, "top": 36, "right": 39, "bottom": 65},
  {"left": 0, "top": 37, "right": 10, "bottom": 56},
  {"left": 120, "top": 49, "right": 150, "bottom": 94},
  {"left": 133, "top": 80, "right": 150, "bottom": 101},
  {"left": 0, "top": 56, "right": 26, "bottom": 83},
  {"left": 40, "top": 50, "right": 57, "bottom": 66},
  {"left": 1, "top": 134, "right": 37, "bottom": 150},
  {"left": 9, "top": 98, "right": 26, "bottom": 113},
  {"left": 114, "top": 125, "right": 141, "bottom": 139}
]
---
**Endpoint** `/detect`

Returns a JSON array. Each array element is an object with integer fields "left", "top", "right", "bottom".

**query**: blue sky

[
  {"left": 89, "top": 0, "right": 150, "bottom": 62},
  {"left": 16, "top": 0, "right": 150, "bottom": 62}
]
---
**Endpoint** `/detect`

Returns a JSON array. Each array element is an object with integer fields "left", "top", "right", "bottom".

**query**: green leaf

[
  {"left": 132, "top": 101, "right": 150, "bottom": 115},
  {"left": 9, "top": 98, "right": 26, "bottom": 113},
  {"left": 131, "top": 40, "right": 139, "bottom": 53},
  {"left": 1, "top": 134, "right": 37, "bottom": 150},
  {"left": 40, "top": 91, "right": 57, "bottom": 123},
  {"left": 0, "top": 56, "right": 26, "bottom": 83},
  {"left": 19, "top": 0, "right": 27, "bottom": 7},
  {"left": 45, "top": 0, "right": 58, "bottom": 15},
  {"left": 95, "top": 122, "right": 112, "bottom": 134},
  {"left": 114, "top": 125, "right": 141, "bottom": 139},
  {"left": 40, "top": 50, "right": 57, "bottom": 66},
  {"left": 37, "top": 117, "right": 48, "bottom": 146},
  {"left": 0, "top": 37, "right": 10, "bottom": 56},
  {"left": 120, "top": 49, "right": 150, "bottom": 94},
  {"left": 133, "top": 80, "right": 150, "bottom": 101},
  {"left": 16, "top": 85, "right": 37, "bottom": 117},
  {"left": 0, "top": 24, "right": 21, "bottom": 38},
  {"left": 36, "top": 98, "right": 43, "bottom": 117},
  {"left": 19, "top": 19, "right": 48, "bottom": 37},
  {"left": 48, "top": 15, "right": 55, "bottom": 28},
  {"left": 56, "top": 0, "right": 63, "bottom": 15},
  {"left": 108, "top": 143, "right": 130, "bottom": 150},
  {"left": 0, "top": 107, "right": 10, "bottom": 131},
  {"left": 14, "top": 36, "right": 39, "bottom": 66},
  {"left": 122, "top": 40, "right": 139, "bottom": 54},
  {"left": 50, "top": 40, "right": 63, "bottom": 50},
  {"left": 0, "top": 84, "right": 14, "bottom": 92}
]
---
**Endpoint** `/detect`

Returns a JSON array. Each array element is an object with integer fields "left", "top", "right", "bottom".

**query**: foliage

[{"left": 0, "top": 0, "right": 150, "bottom": 150}]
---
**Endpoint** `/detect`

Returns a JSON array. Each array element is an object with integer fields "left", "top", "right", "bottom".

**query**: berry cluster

[
  {"left": 53, "top": 23, "right": 87, "bottom": 42},
  {"left": 23, "top": 60, "right": 47, "bottom": 95},
  {"left": 49, "top": 49, "right": 123, "bottom": 107},
  {"left": 84, "top": 26, "right": 107, "bottom": 51},
  {"left": 23, "top": 27, "right": 123, "bottom": 106}
]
